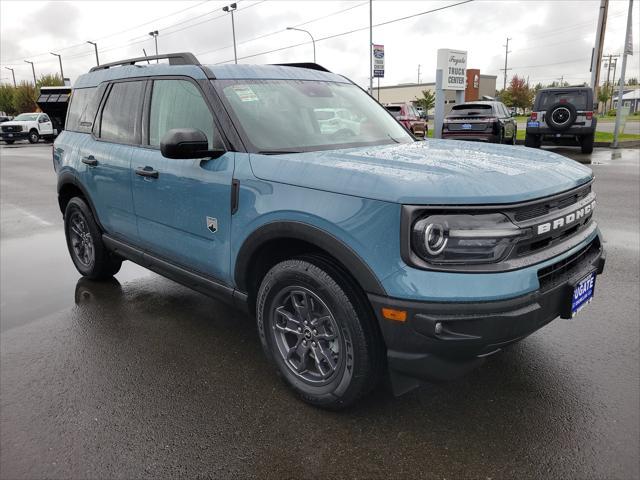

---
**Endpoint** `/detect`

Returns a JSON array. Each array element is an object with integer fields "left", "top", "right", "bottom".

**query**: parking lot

[{"left": 1, "top": 142, "right": 638, "bottom": 479}]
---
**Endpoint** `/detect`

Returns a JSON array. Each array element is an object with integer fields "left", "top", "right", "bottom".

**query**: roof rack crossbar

[
  {"left": 272, "top": 63, "right": 331, "bottom": 73},
  {"left": 89, "top": 52, "right": 200, "bottom": 72}
]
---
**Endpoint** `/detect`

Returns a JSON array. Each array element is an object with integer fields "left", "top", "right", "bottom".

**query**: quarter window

[
  {"left": 66, "top": 87, "right": 98, "bottom": 133},
  {"left": 100, "top": 81, "right": 145, "bottom": 144},
  {"left": 149, "top": 79, "right": 215, "bottom": 148}
]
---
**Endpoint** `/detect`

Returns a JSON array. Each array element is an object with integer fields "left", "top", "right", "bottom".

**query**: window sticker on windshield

[{"left": 231, "top": 86, "right": 259, "bottom": 102}]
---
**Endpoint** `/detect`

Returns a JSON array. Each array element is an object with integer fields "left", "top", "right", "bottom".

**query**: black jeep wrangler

[{"left": 525, "top": 87, "right": 596, "bottom": 154}]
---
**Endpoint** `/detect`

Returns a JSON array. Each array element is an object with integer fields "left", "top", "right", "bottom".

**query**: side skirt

[{"left": 102, "top": 234, "right": 249, "bottom": 312}]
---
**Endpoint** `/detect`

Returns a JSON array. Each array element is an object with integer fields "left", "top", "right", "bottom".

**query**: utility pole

[
  {"left": 613, "top": 0, "right": 633, "bottom": 148},
  {"left": 369, "top": 0, "right": 373, "bottom": 96},
  {"left": 50, "top": 52, "right": 64, "bottom": 83},
  {"left": 4, "top": 67, "right": 16, "bottom": 87},
  {"left": 24, "top": 60, "right": 36, "bottom": 85},
  {"left": 501, "top": 37, "right": 512, "bottom": 91},
  {"left": 417, "top": 64, "right": 421, "bottom": 84},
  {"left": 590, "top": 0, "right": 609, "bottom": 99},
  {"left": 87, "top": 41, "right": 99, "bottom": 66},
  {"left": 222, "top": 4, "right": 238, "bottom": 64},
  {"left": 610, "top": 56, "right": 618, "bottom": 111}
]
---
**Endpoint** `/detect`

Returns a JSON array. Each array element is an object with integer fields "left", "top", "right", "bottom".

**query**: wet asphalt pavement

[{"left": 1, "top": 143, "right": 639, "bottom": 479}]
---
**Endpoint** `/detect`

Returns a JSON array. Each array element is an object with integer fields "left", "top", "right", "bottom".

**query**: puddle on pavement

[{"left": 1, "top": 230, "right": 151, "bottom": 332}]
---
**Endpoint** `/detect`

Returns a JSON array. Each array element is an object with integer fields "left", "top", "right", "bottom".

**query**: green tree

[
  {"left": 505, "top": 75, "right": 534, "bottom": 110},
  {"left": 415, "top": 90, "right": 435, "bottom": 112},
  {"left": 12, "top": 81, "right": 37, "bottom": 113},
  {"left": 36, "top": 73, "right": 63, "bottom": 88},
  {"left": 626, "top": 77, "right": 638, "bottom": 86},
  {"left": 0, "top": 84, "right": 15, "bottom": 115}
]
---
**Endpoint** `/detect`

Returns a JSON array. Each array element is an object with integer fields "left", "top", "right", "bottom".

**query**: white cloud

[{"left": 1, "top": 0, "right": 638, "bottom": 89}]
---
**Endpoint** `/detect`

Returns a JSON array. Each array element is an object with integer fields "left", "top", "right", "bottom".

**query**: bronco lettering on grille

[{"left": 536, "top": 200, "right": 596, "bottom": 235}]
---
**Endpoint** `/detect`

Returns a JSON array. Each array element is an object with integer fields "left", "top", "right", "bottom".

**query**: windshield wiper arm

[{"left": 257, "top": 150, "right": 302, "bottom": 155}]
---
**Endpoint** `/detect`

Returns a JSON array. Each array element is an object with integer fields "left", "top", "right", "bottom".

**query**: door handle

[
  {"left": 135, "top": 166, "right": 159, "bottom": 179},
  {"left": 81, "top": 155, "right": 98, "bottom": 166}
]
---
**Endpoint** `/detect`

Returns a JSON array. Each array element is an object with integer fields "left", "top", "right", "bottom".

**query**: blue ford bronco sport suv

[{"left": 54, "top": 53, "right": 605, "bottom": 409}]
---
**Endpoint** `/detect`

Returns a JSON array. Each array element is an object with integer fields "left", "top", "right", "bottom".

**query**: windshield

[
  {"left": 14, "top": 113, "right": 39, "bottom": 121},
  {"left": 215, "top": 80, "right": 412, "bottom": 153}
]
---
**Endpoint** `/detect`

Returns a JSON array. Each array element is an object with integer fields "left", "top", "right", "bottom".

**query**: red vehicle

[{"left": 384, "top": 103, "right": 427, "bottom": 138}]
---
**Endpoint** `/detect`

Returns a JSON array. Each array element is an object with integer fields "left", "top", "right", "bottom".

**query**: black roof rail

[
  {"left": 89, "top": 52, "right": 200, "bottom": 72},
  {"left": 272, "top": 62, "right": 331, "bottom": 73}
]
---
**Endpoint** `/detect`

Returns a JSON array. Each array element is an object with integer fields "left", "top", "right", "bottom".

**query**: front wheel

[
  {"left": 28, "top": 130, "right": 39, "bottom": 144},
  {"left": 64, "top": 197, "right": 122, "bottom": 280},
  {"left": 256, "top": 257, "right": 382, "bottom": 409},
  {"left": 511, "top": 127, "right": 517, "bottom": 145}
]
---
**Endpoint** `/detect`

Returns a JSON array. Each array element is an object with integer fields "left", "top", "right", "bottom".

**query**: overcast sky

[{"left": 1, "top": 0, "right": 639, "bottom": 90}]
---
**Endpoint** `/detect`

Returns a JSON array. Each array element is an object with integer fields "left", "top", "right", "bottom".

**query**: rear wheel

[
  {"left": 524, "top": 133, "right": 540, "bottom": 148},
  {"left": 28, "top": 130, "right": 39, "bottom": 144},
  {"left": 256, "top": 257, "right": 382, "bottom": 409},
  {"left": 64, "top": 197, "right": 122, "bottom": 280},
  {"left": 580, "top": 133, "right": 594, "bottom": 154}
]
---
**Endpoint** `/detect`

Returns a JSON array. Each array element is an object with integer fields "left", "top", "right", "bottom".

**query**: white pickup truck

[{"left": 0, "top": 112, "right": 55, "bottom": 144}]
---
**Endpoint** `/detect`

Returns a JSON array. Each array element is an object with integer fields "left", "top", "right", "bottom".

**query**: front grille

[
  {"left": 537, "top": 239, "right": 600, "bottom": 291},
  {"left": 1, "top": 125, "right": 22, "bottom": 133},
  {"left": 514, "top": 184, "right": 592, "bottom": 222}
]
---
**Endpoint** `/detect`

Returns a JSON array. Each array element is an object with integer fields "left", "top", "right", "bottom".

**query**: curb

[{"left": 515, "top": 139, "right": 640, "bottom": 148}]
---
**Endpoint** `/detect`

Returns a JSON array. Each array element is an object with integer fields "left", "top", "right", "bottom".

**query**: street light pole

[
  {"left": 286, "top": 27, "right": 316, "bottom": 63},
  {"left": 4, "top": 67, "right": 16, "bottom": 87},
  {"left": 613, "top": 0, "right": 633, "bottom": 148},
  {"left": 50, "top": 52, "right": 64, "bottom": 83},
  {"left": 24, "top": 60, "right": 36, "bottom": 85},
  {"left": 87, "top": 41, "right": 99, "bottom": 66},
  {"left": 148, "top": 30, "right": 159, "bottom": 62},
  {"left": 222, "top": 3, "right": 238, "bottom": 64}
]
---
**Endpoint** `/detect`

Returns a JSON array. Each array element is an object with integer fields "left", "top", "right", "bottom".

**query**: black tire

[
  {"left": 524, "top": 133, "right": 540, "bottom": 148},
  {"left": 64, "top": 197, "right": 122, "bottom": 280},
  {"left": 28, "top": 130, "right": 39, "bottom": 144},
  {"left": 580, "top": 133, "right": 594, "bottom": 154},
  {"left": 511, "top": 127, "right": 517, "bottom": 145},
  {"left": 497, "top": 128, "right": 505, "bottom": 144},
  {"left": 546, "top": 102, "right": 577, "bottom": 131},
  {"left": 256, "top": 256, "right": 382, "bottom": 409},
  {"left": 3, "top": 140, "right": 14, "bottom": 145}
]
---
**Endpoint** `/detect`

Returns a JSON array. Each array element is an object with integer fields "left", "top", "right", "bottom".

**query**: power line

[
  {"left": 211, "top": 0, "right": 475, "bottom": 64},
  {"left": 1, "top": 0, "right": 214, "bottom": 64}
]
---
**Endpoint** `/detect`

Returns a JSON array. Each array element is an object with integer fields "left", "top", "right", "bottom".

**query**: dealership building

[{"left": 374, "top": 69, "right": 497, "bottom": 113}]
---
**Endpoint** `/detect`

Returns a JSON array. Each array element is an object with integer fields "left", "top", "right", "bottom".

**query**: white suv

[{"left": 0, "top": 112, "right": 55, "bottom": 144}]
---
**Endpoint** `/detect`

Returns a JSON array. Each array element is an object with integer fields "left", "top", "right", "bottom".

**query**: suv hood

[{"left": 249, "top": 140, "right": 593, "bottom": 204}]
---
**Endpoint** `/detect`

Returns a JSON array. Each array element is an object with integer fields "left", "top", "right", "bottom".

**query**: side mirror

[{"left": 160, "top": 128, "right": 225, "bottom": 159}]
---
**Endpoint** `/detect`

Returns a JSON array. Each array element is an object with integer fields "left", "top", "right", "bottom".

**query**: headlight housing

[{"left": 411, "top": 213, "right": 524, "bottom": 265}]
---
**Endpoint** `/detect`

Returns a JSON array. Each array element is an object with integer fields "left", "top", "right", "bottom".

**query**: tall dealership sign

[
  {"left": 372, "top": 44, "right": 385, "bottom": 77},
  {"left": 434, "top": 48, "right": 468, "bottom": 138}
]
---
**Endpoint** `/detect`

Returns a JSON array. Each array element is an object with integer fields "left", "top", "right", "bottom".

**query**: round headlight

[{"left": 424, "top": 223, "right": 448, "bottom": 255}]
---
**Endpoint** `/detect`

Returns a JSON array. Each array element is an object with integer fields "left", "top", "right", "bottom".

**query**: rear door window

[
  {"left": 385, "top": 106, "right": 402, "bottom": 118},
  {"left": 537, "top": 91, "right": 589, "bottom": 110},
  {"left": 99, "top": 81, "right": 145, "bottom": 144}
]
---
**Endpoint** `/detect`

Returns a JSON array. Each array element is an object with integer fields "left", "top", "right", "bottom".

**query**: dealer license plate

[
  {"left": 461, "top": 123, "right": 472, "bottom": 130},
  {"left": 571, "top": 271, "right": 596, "bottom": 316},
  {"left": 527, "top": 121, "right": 539, "bottom": 127}
]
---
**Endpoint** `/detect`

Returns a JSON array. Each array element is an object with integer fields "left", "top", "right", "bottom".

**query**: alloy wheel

[{"left": 69, "top": 211, "right": 95, "bottom": 267}]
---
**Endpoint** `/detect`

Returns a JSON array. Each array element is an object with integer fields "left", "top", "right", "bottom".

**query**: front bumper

[
  {"left": 0, "top": 131, "right": 28, "bottom": 141},
  {"left": 369, "top": 238, "right": 605, "bottom": 394}
]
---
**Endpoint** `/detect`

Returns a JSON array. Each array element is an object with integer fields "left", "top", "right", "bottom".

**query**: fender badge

[{"left": 206, "top": 217, "right": 218, "bottom": 234}]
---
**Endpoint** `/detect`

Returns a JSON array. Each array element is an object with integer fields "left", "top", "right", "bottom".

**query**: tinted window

[
  {"left": 448, "top": 104, "right": 492, "bottom": 117},
  {"left": 537, "top": 91, "right": 589, "bottom": 110},
  {"left": 385, "top": 106, "right": 402, "bottom": 118},
  {"left": 66, "top": 87, "right": 98, "bottom": 133},
  {"left": 100, "top": 81, "right": 144, "bottom": 144},
  {"left": 149, "top": 79, "right": 215, "bottom": 148}
]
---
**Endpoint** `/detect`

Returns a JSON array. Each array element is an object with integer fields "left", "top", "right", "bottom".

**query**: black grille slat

[
  {"left": 537, "top": 240, "right": 599, "bottom": 290},
  {"left": 514, "top": 184, "right": 592, "bottom": 222}
]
